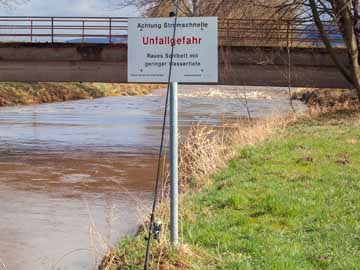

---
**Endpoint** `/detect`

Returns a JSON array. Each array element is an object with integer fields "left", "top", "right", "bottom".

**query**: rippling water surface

[{"left": 0, "top": 85, "right": 305, "bottom": 270}]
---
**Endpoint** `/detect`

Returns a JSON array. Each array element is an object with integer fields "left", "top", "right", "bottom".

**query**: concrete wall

[{"left": 0, "top": 43, "right": 351, "bottom": 88}]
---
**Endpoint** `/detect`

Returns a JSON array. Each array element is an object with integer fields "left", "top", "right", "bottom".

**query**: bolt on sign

[{"left": 128, "top": 17, "right": 218, "bottom": 83}]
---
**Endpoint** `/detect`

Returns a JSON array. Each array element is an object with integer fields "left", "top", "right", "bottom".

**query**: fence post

[
  {"left": 286, "top": 21, "right": 290, "bottom": 48},
  {"left": 109, "top": 17, "right": 112, "bottom": 44},
  {"left": 30, "top": 20, "right": 33, "bottom": 43},
  {"left": 82, "top": 20, "right": 85, "bottom": 43},
  {"left": 51, "top": 17, "right": 54, "bottom": 43},
  {"left": 290, "top": 22, "right": 294, "bottom": 47}
]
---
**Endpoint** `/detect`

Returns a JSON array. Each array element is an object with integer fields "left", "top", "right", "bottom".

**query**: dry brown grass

[
  {"left": 178, "top": 116, "right": 292, "bottom": 190},
  {"left": 292, "top": 88, "right": 360, "bottom": 112},
  {"left": 308, "top": 103, "right": 360, "bottom": 116},
  {"left": 92, "top": 83, "right": 165, "bottom": 97},
  {"left": 0, "top": 82, "right": 164, "bottom": 107}
]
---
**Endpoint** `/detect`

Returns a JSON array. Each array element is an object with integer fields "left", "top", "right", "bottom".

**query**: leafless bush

[{"left": 178, "top": 116, "right": 291, "bottom": 189}]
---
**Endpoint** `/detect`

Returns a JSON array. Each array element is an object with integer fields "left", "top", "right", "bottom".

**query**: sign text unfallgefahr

[{"left": 127, "top": 17, "right": 218, "bottom": 83}]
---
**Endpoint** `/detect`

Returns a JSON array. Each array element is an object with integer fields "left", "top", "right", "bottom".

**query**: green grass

[
  {"left": 104, "top": 115, "right": 360, "bottom": 270},
  {"left": 182, "top": 117, "right": 360, "bottom": 270}
]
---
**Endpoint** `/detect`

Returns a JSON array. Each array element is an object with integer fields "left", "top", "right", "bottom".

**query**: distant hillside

[
  {"left": 66, "top": 37, "right": 128, "bottom": 44},
  {"left": 303, "top": 24, "right": 344, "bottom": 46}
]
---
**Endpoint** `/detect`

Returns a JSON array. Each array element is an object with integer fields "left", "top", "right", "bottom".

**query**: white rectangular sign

[{"left": 128, "top": 17, "right": 218, "bottom": 83}]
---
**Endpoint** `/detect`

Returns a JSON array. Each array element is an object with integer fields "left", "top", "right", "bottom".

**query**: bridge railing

[
  {"left": 0, "top": 16, "right": 344, "bottom": 48},
  {"left": 0, "top": 16, "right": 128, "bottom": 43},
  {"left": 218, "top": 18, "right": 344, "bottom": 48}
]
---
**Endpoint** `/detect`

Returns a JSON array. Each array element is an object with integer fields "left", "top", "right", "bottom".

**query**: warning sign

[{"left": 128, "top": 17, "right": 218, "bottom": 83}]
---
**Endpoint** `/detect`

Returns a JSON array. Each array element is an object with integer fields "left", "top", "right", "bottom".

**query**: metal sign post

[
  {"left": 127, "top": 16, "right": 218, "bottom": 248},
  {"left": 169, "top": 81, "right": 179, "bottom": 245}
]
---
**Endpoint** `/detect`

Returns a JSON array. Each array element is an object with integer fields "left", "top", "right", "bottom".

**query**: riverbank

[
  {"left": 291, "top": 87, "right": 359, "bottom": 109},
  {"left": 100, "top": 110, "right": 360, "bottom": 269},
  {"left": 0, "top": 82, "right": 164, "bottom": 106}
]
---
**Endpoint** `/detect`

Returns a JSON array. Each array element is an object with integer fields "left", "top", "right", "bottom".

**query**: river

[{"left": 0, "top": 85, "right": 305, "bottom": 270}]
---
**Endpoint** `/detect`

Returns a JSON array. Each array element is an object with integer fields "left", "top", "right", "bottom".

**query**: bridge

[{"left": 0, "top": 16, "right": 350, "bottom": 88}]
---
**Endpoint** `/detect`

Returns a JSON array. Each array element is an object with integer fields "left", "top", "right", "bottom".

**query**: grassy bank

[
  {"left": 0, "top": 82, "right": 164, "bottom": 106},
  {"left": 101, "top": 112, "right": 360, "bottom": 270}
]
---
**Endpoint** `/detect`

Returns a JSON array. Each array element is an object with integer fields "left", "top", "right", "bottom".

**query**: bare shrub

[{"left": 178, "top": 116, "right": 291, "bottom": 189}]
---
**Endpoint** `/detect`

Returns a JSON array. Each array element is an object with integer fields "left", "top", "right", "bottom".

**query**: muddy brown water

[{"left": 0, "top": 86, "right": 305, "bottom": 270}]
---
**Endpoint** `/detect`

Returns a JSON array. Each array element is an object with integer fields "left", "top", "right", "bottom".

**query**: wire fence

[{"left": 0, "top": 16, "right": 344, "bottom": 47}]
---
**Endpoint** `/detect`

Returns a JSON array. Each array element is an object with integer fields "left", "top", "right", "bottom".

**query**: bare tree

[
  {"left": 109, "top": 0, "right": 202, "bottom": 16},
  {"left": 110, "top": 0, "right": 296, "bottom": 17},
  {"left": 0, "top": 0, "right": 27, "bottom": 8},
  {"left": 268, "top": 1, "right": 360, "bottom": 100}
]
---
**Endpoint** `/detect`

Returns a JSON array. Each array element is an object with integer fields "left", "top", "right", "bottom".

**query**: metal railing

[
  {"left": 218, "top": 18, "right": 344, "bottom": 47},
  {"left": 0, "top": 16, "right": 128, "bottom": 43},
  {"left": 0, "top": 16, "right": 344, "bottom": 47}
]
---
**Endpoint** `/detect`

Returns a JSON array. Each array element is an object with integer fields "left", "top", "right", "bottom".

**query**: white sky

[{"left": 0, "top": 0, "right": 139, "bottom": 17}]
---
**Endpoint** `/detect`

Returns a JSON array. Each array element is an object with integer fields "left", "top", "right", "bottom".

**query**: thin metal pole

[{"left": 170, "top": 81, "right": 179, "bottom": 245}]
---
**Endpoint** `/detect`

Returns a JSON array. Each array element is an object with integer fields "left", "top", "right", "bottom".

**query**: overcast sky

[{"left": 0, "top": 0, "right": 138, "bottom": 17}]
